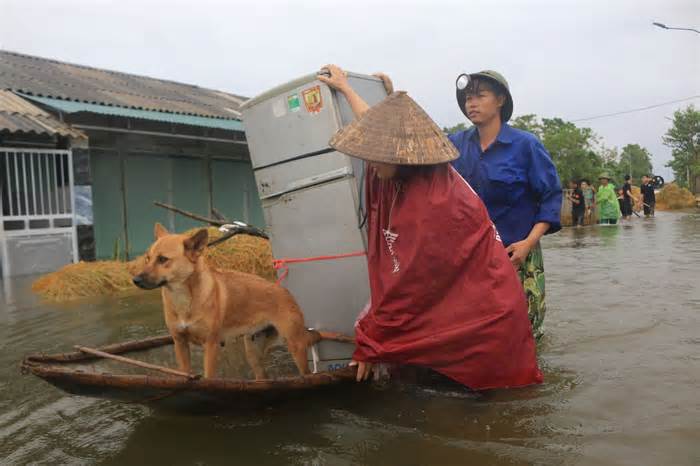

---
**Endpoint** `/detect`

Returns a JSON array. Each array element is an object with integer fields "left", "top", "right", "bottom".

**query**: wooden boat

[{"left": 21, "top": 333, "right": 358, "bottom": 409}]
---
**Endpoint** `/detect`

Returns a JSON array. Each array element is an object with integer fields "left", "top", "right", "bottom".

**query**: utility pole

[{"left": 654, "top": 21, "right": 699, "bottom": 191}]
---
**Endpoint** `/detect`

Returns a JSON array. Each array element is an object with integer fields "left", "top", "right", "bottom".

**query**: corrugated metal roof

[
  {"left": 22, "top": 93, "right": 244, "bottom": 131},
  {"left": 0, "top": 50, "right": 246, "bottom": 121},
  {"left": 0, "top": 90, "right": 86, "bottom": 138}
]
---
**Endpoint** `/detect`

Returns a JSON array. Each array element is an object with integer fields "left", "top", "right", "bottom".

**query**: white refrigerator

[{"left": 241, "top": 72, "right": 387, "bottom": 371}]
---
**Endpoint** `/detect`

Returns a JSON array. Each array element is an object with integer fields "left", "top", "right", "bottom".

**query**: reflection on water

[{"left": 1, "top": 211, "right": 699, "bottom": 465}]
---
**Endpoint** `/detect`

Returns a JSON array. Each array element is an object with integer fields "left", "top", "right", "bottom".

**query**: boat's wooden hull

[{"left": 21, "top": 334, "right": 358, "bottom": 409}]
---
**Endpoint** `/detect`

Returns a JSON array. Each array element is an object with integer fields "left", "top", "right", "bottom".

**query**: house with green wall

[{"left": 0, "top": 50, "right": 263, "bottom": 276}]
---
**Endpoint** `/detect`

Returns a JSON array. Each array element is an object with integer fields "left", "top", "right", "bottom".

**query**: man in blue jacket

[{"left": 449, "top": 71, "right": 562, "bottom": 339}]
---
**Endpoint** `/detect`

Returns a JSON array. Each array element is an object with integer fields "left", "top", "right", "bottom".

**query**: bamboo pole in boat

[
  {"left": 74, "top": 345, "right": 200, "bottom": 380},
  {"left": 318, "top": 331, "right": 355, "bottom": 344},
  {"left": 154, "top": 201, "right": 225, "bottom": 226}
]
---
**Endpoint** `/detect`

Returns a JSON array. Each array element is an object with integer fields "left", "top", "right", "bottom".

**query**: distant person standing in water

[
  {"left": 620, "top": 175, "right": 639, "bottom": 221},
  {"left": 580, "top": 179, "right": 596, "bottom": 225},
  {"left": 617, "top": 187, "right": 625, "bottom": 215},
  {"left": 640, "top": 175, "right": 656, "bottom": 217},
  {"left": 567, "top": 179, "right": 585, "bottom": 227},
  {"left": 596, "top": 173, "right": 620, "bottom": 225}
]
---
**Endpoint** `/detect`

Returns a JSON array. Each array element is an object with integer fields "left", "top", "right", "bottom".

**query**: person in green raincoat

[{"left": 596, "top": 173, "right": 621, "bottom": 225}]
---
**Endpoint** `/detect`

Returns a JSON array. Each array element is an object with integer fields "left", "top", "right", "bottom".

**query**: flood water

[{"left": 1, "top": 211, "right": 699, "bottom": 466}]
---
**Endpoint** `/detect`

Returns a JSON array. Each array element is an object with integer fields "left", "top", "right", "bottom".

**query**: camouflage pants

[{"left": 517, "top": 242, "right": 546, "bottom": 340}]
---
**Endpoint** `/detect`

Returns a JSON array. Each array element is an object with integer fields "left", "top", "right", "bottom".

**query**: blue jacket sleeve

[
  {"left": 447, "top": 132, "right": 459, "bottom": 146},
  {"left": 448, "top": 131, "right": 477, "bottom": 185},
  {"left": 448, "top": 132, "right": 467, "bottom": 177},
  {"left": 527, "top": 138, "right": 562, "bottom": 235}
]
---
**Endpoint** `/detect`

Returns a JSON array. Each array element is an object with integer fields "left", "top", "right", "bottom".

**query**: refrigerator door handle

[{"left": 259, "top": 167, "right": 353, "bottom": 200}]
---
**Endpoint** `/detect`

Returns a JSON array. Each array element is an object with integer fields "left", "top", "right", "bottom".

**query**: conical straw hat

[{"left": 329, "top": 91, "right": 459, "bottom": 165}]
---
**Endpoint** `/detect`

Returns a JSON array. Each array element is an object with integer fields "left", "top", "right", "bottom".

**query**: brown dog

[{"left": 132, "top": 224, "right": 320, "bottom": 379}]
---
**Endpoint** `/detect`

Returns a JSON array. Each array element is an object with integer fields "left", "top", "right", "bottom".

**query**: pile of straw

[
  {"left": 32, "top": 227, "right": 275, "bottom": 302},
  {"left": 200, "top": 227, "right": 275, "bottom": 281},
  {"left": 32, "top": 260, "right": 138, "bottom": 301},
  {"left": 655, "top": 184, "right": 697, "bottom": 210}
]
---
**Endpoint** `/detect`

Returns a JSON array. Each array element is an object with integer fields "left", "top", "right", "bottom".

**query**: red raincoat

[{"left": 353, "top": 164, "right": 543, "bottom": 390}]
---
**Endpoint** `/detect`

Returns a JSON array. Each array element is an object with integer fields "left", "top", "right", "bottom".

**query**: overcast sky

[{"left": 2, "top": 0, "right": 698, "bottom": 179}]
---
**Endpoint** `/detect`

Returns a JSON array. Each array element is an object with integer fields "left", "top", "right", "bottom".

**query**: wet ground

[{"left": 1, "top": 211, "right": 699, "bottom": 465}]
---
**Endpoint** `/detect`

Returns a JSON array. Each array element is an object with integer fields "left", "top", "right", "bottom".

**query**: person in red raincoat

[{"left": 320, "top": 65, "right": 542, "bottom": 390}]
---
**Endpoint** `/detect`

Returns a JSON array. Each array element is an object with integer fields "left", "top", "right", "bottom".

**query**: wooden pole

[
  {"left": 119, "top": 148, "right": 130, "bottom": 260},
  {"left": 154, "top": 201, "right": 225, "bottom": 227},
  {"left": 74, "top": 345, "right": 200, "bottom": 380},
  {"left": 211, "top": 207, "right": 229, "bottom": 222},
  {"left": 319, "top": 331, "right": 355, "bottom": 344}
]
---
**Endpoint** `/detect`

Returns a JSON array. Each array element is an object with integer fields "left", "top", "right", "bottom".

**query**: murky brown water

[{"left": 2, "top": 211, "right": 699, "bottom": 465}]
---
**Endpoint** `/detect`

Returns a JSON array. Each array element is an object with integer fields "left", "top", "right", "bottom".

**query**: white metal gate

[{"left": 0, "top": 148, "right": 78, "bottom": 278}]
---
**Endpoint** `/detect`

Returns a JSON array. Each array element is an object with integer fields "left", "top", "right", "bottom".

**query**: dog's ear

[
  {"left": 154, "top": 223, "right": 170, "bottom": 240},
  {"left": 184, "top": 229, "right": 208, "bottom": 257}
]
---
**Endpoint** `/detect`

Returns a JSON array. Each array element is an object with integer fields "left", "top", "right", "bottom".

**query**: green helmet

[
  {"left": 598, "top": 172, "right": 612, "bottom": 180},
  {"left": 456, "top": 70, "right": 513, "bottom": 122}
]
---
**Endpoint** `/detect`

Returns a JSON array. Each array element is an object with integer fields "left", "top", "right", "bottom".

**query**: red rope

[{"left": 273, "top": 251, "right": 366, "bottom": 284}]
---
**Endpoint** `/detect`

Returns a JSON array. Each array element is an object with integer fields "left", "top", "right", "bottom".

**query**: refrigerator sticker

[
  {"left": 272, "top": 98, "right": 286, "bottom": 117},
  {"left": 287, "top": 94, "right": 301, "bottom": 113},
  {"left": 302, "top": 85, "right": 323, "bottom": 114}
]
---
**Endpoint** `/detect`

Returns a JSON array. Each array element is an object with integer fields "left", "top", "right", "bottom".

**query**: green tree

[
  {"left": 599, "top": 146, "right": 623, "bottom": 185},
  {"left": 663, "top": 105, "right": 700, "bottom": 190},
  {"left": 443, "top": 122, "right": 470, "bottom": 134},
  {"left": 618, "top": 144, "right": 653, "bottom": 181},
  {"left": 510, "top": 114, "right": 542, "bottom": 138},
  {"left": 539, "top": 118, "right": 602, "bottom": 186}
]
